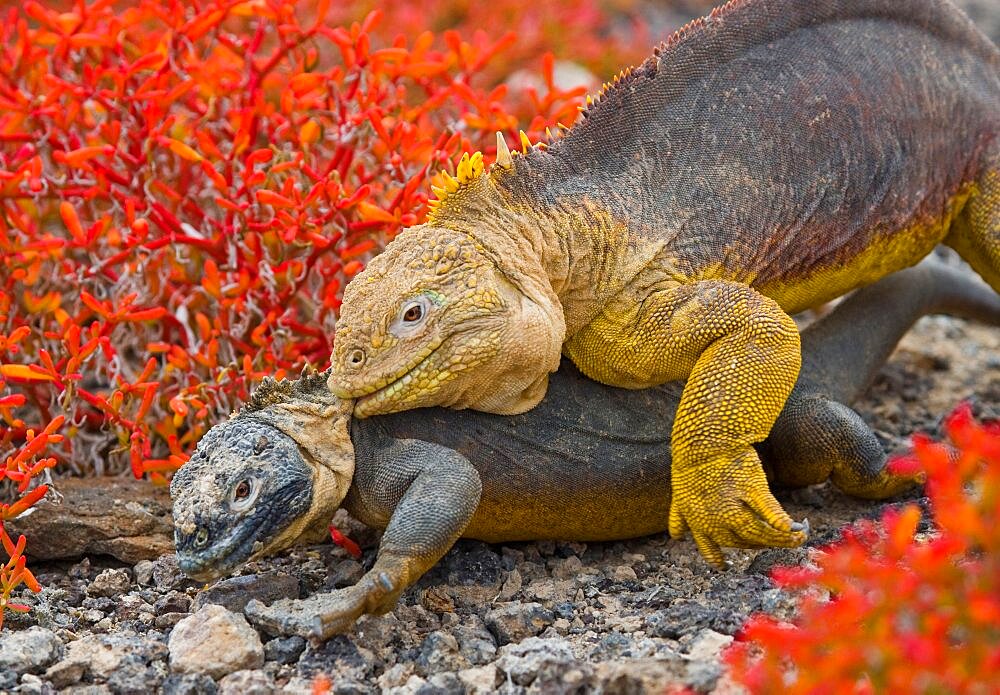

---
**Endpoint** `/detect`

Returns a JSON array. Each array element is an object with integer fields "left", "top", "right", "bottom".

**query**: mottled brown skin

[
  {"left": 328, "top": 0, "right": 1000, "bottom": 567},
  {"left": 173, "top": 263, "right": 1000, "bottom": 640}
]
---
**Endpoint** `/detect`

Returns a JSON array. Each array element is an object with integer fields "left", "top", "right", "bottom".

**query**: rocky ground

[{"left": 3, "top": 2, "right": 1000, "bottom": 693}]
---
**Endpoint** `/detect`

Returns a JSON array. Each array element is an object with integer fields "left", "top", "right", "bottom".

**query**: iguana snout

[
  {"left": 171, "top": 418, "right": 316, "bottom": 581},
  {"left": 330, "top": 224, "right": 563, "bottom": 417}
]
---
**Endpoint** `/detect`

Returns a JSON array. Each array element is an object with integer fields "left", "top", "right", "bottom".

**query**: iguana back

[{"left": 504, "top": 0, "right": 999, "bottom": 312}]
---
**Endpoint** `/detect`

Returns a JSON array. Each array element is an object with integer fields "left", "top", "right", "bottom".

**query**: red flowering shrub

[
  {"left": 0, "top": 0, "right": 647, "bottom": 625},
  {"left": 726, "top": 404, "right": 1000, "bottom": 693}
]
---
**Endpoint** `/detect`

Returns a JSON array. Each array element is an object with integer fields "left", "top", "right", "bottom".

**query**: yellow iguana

[{"left": 327, "top": 0, "right": 1000, "bottom": 566}]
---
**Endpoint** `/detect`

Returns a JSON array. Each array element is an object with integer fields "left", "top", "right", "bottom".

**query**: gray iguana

[
  {"left": 325, "top": 0, "right": 1000, "bottom": 567},
  {"left": 171, "top": 261, "right": 1000, "bottom": 640}
]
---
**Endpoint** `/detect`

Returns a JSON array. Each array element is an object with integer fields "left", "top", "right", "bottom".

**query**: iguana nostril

[{"left": 348, "top": 348, "right": 366, "bottom": 368}]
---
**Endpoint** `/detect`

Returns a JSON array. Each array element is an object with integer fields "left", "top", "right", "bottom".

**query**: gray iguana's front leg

[{"left": 244, "top": 438, "right": 481, "bottom": 640}]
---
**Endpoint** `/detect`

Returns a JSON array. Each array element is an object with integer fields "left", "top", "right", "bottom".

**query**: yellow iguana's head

[{"left": 328, "top": 224, "right": 564, "bottom": 418}]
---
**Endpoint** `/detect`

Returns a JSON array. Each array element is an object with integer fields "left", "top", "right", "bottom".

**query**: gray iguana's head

[{"left": 171, "top": 370, "right": 354, "bottom": 581}]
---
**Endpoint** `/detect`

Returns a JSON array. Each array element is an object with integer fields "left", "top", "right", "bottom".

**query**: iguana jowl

[
  {"left": 326, "top": 0, "right": 1000, "bottom": 566},
  {"left": 172, "top": 263, "right": 1000, "bottom": 639}
]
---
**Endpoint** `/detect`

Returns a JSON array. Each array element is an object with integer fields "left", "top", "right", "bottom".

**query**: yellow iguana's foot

[
  {"left": 669, "top": 448, "right": 809, "bottom": 569},
  {"left": 245, "top": 567, "right": 402, "bottom": 641}
]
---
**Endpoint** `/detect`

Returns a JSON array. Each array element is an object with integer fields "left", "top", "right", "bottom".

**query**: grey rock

[
  {"left": 111, "top": 594, "right": 154, "bottom": 623},
  {"left": 423, "top": 672, "right": 465, "bottom": 694},
  {"left": 297, "top": 635, "right": 373, "bottom": 683},
  {"left": 484, "top": 602, "right": 554, "bottom": 646},
  {"left": 418, "top": 542, "right": 504, "bottom": 608},
  {"left": 50, "top": 632, "right": 166, "bottom": 681},
  {"left": 452, "top": 617, "right": 497, "bottom": 665},
  {"left": 686, "top": 629, "right": 734, "bottom": 661},
  {"left": 161, "top": 673, "right": 218, "bottom": 695},
  {"left": 0, "top": 667, "right": 17, "bottom": 691},
  {"left": 218, "top": 669, "right": 275, "bottom": 695},
  {"left": 324, "top": 559, "right": 365, "bottom": 590},
  {"left": 154, "top": 612, "right": 188, "bottom": 629},
  {"left": 154, "top": 590, "right": 192, "bottom": 615},
  {"left": 326, "top": 679, "right": 376, "bottom": 694},
  {"left": 106, "top": 654, "right": 165, "bottom": 695},
  {"left": 457, "top": 665, "right": 500, "bottom": 694},
  {"left": 645, "top": 601, "right": 744, "bottom": 639},
  {"left": 746, "top": 547, "right": 808, "bottom": 575},
  {"left": 44, "top": 658, "right": 85, "bottom": 688},
  {"left": 194, "top": 572, "right": 299, "bottom": 614},
  {"left": 6, "top": 477, "right": 173, "bottom": 563},
  {"left": 168, "top": 604, "right": 264, "bottom": 679},
  {"left": 686, "top": 659, "right": 724, "bottom": 693},
  {"left": 151, "top": 554, "right": 199, "bottom": 591},
  {"left": 133, "top": 560, "right": 155, "bottom": 586},
  {"left": 264, "top": 636, "right": 306, "bottom": 665},
  {"left": 17, "top": 672, "right": 44, "bottom": 695},
  {"left": 62, "top": 686, "right": 114, "bottom": 695},
  {"left": 87, "top": 568, "right": 131, "bottom": 598},
  {"left": 416, "top": 631, "right": 470, "bottom": 676},
  {"left": 594, "top": 658, "right": 688, "bottom": 694},
  {"left": 0, "top": 626, "right": 63, "bottom": 674},
  {"left": 495, "top": 637, "right": 592, "bottom": 690},
  {"left": 82, "top": 596, "right": 116, "bottom": 612}
]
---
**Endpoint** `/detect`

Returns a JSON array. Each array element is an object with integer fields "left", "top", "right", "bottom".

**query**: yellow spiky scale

[
  {"left": 469, "top": 151, "right": 484, "bottom": 178},
  {"left": 494, "top": 132, "right": 513, "bottom": 170},
  {"left": 519, "top": 130, "right": 531, "bottom": 153},
  {"left": 586, "top": 95, "right": 593, "bottom": 105},
  {"left": 431, "top": 185, "right": 446, "bottom": 199}
]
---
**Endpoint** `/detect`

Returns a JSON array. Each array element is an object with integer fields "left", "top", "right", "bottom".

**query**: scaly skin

[
  {"left": 173, "top": 262, "right": 1000, "bottom": 639},
  {"left": 328, "top": 0, "right": 1000, "bottom": 566}
]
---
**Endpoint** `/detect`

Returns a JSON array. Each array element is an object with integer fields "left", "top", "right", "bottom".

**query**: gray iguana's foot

[
  {"left": 245, "top": 570, "right": 399, "bottom": 641},
  {"left": 764, "top": 393, "right": 924, "bottom": 499}
]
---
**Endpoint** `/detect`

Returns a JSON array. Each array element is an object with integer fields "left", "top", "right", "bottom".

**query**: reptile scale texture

[{"left": 327, "top": 0, "right": 1000, "bottom": 566}]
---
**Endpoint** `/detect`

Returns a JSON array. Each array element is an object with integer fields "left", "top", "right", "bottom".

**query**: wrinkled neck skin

[
  {"left": 244, "top": 396, "right": 356, "bottom": 555},
  {"left": 431, "top": 168, "right": 663, "bottom": 338}
]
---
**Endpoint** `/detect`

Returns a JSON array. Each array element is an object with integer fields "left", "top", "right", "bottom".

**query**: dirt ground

[{"left": 2, "top": 3, "right": 999, "bottom": 694}]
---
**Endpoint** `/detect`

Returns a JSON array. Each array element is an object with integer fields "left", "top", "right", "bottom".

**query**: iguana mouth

[
  {"left": 178, "top": 516, "right": 270, "bottom": 582},
  {"left": 354, "top": 343, "right": 444, "bottom": 418},
  {"left": 331, "top": 336, "right": 443, "bottom": 400}
]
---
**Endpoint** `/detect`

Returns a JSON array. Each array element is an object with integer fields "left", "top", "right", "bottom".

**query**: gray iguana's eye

[
  {"left": 194, "top": 527, "right": 209, "bottom": 548},
  {"left": 229, "top": 476, "right": 260, "bottom": 512},
  {"left": 390, "top": 295, "right": 433, "bottom": 337}
]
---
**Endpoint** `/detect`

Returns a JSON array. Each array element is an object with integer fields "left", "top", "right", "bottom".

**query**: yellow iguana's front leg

[{"left": 565, "top": 280, "right": 808, "bottom": 567}]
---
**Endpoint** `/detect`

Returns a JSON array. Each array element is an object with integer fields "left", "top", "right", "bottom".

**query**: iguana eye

[
  {"left": 230, "top": 477, "right": 260, "bottom": 512},
  {"left": 194, "top": 527, "right": 209, "bottom": 548},
  {"left": 403, "top": 303, "right": 423, "bottom": 322},
  {"left": 391, "top": 296, "right": 432, "bottom": 337}
]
